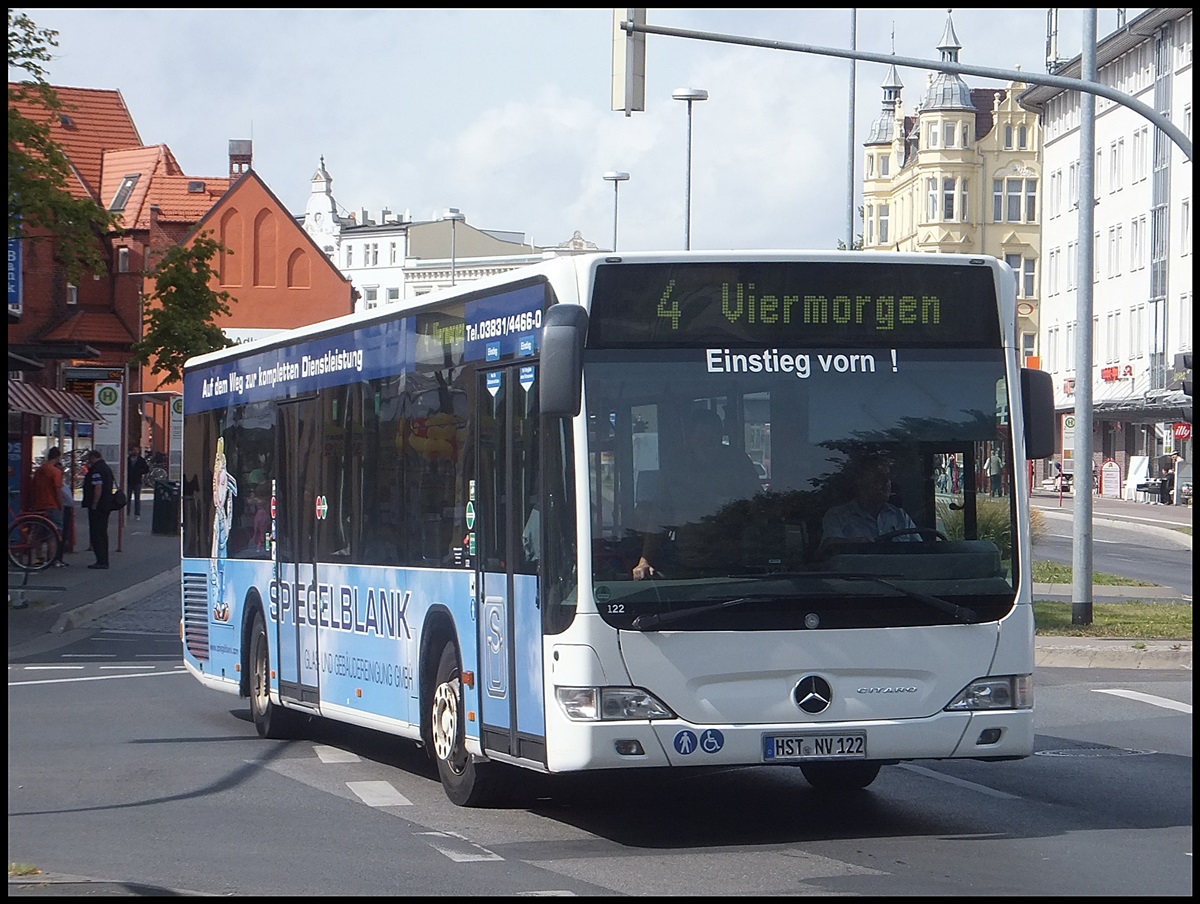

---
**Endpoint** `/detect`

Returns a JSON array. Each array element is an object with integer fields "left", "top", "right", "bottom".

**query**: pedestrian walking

[
  {"left": 30, "top": 447, "right": 67, "bottom": 566},
  {"left": 987, "top": 449, "right": 1004, "bottom": 497},
  {"left": 83, "top": 449, "right": 115, "bottom": 569},
  {"left": 127, "top": 446, "right": 150, "bottom": 520}
]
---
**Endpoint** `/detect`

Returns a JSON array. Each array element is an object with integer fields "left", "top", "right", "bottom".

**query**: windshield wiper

[
  {"left": 628, "top": 574, "right": 978, "bottom": 629},
  {"left": 823, "top": 572, "right": 979, "bottom": 624},
  {"left": 631, "top": 595, "right": 784, "bottom": 630}
]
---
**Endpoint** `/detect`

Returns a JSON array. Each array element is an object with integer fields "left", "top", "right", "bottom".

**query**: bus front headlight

[
  {"left": 945, "top": 675, "right": 1033, "bottom": 711},
  {"left": 556, "top": 686, "right": 675, "bottom": 721}
]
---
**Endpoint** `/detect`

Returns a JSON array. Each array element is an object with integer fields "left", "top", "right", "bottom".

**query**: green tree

[
  {"left": 131, "top": 233, "right": 236, "bottom": 384},
  {"left": 8, "top": 10, "right": 119, "bottom": 281}
]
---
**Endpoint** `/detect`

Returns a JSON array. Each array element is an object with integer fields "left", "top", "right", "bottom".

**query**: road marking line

[
  {"left": 899, "top": 763, "right": 1022, "bottom": 799},
  {"left": 415, "top": 831, "right": 503, "bottom": 862},
  {"left": 20, "top": 665, "right": 84, "bottom": 670},
  {"left": 8, "top": 670, "right": 187, "bottom": 687},
  {"left": 1093, "top": 689, "right": 1192, "bottom": 713},
  {"left": 314, "top": 745, "right": 361, "bottom": 764},
  {"left": 99, "top": 665, "right": 156, "bottom": 670},
  {"left": 346, "top": 780, "right": 411, "bottom": 807}
]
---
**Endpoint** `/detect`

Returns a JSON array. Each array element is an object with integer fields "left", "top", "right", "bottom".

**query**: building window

[
  {"left": 1004, "top": 124, "right": 1014, "bottom": 149},
  {"left": 1182, "top": 199, "right": 1192, "bottom": 256},
  {"left": 927, "top": 178, "right": 938, "bottom": 222},
  {"left": 1068, "top": 162, "right": 1079, "bottom": 207},
  {"left": 995, "top": 179, "right": 1026, "bottom": 223},
  {"left": 1021, "top": 332, "right": 1036, "bottom": 361},
  {"left": 109, "top": 174, "right": 140, "bottom": 212},
  {"left": 1107, "top": 225, "right": 1123, "bottom": 277},
  {"left": 1093, "top": 232, "right": 1100, "bottom": 283},
  {"left": 66, "top": 283, "right": 78, "bottom": 305},
  {"left": 386, "top": 287, "right": 400, "bottom": 304},
  {"left": 1005, "top": 255, "right": 1036, "bottom": 298},
  {"left": 117, "top": 247, "right": 130, "bottom": 273},
  {"left": 960, "top": 180, "right": 969, "bottom": 223},
  {"left": 942, "top": 177, "right": 956, "bottom": 221},
  {"left": 944, "top": 122, "right": 956, "bottom": 148},
  {"left": 346, "top": 245, "right": 353, "bottom": 268},
  {"left": 1129, "top": 303, "right": 1145, "bottom": 359},
  {"left": 368, "top": 243, "right": 379, "bottom": 266},
  {"left": 1046, "top": 325, "right": 1058, "bottom": 373},
  {"left": 1131, "top": 215, "right": 1147, "bottom": 270},
  {"left": 1180, "top": 292, "right": 1193, "bottom": 353},
  {"left": 389, "top": 242, "right": 398, "bottom": 265},
  {"left": 1067, "top": 241, "right": 1077, "bottom": 290},
  {"left": 1109, "top": 139, "right": 1124, "bottom": 192},
  {"left": 866, "top": 205, "right": 874, "bottom": 245},
  {"left": 879, "top": 154, "right": 889, "bottom": 176},
  {"left": 928, "top": 123, "right": 939, "bottom": 148},
  {"left": 1018, "top": 125, "right": 1028, "bottom": 149},
  {"left": 866, "top": 155, "right": 874, "bottom": 178},
  {"left": 879, "top": 203, "right": 890, "bottom": 245},
  {"left": 364, "top": 287, "right": 378, "bottom": 310}
]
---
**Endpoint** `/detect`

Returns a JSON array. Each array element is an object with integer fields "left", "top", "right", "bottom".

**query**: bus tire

[
  {"left": 431, "top": 641, "right": 505, "bottom": 807},
  {"left": 799, "top": 761, "right": 882, "bottom": 791},
  {"left": 249, "top": 610, "right": 297, "bottom": 740}
]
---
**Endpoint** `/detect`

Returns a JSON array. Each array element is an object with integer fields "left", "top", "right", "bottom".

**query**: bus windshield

[{"left": 584, "top": 260, "right": 1019, "bottom": 632}]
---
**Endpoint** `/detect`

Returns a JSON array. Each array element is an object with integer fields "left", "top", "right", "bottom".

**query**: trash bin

[{"left": 152, "top": 480, "right": 181, "bottom": 535}]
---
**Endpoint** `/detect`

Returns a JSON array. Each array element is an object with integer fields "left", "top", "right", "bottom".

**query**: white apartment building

[
  {"left": 1020, "top": 8, "right": 1192, "bottom": 499},
  {"left": 298, "top": 158, "right": 598, "bottom": 314}
]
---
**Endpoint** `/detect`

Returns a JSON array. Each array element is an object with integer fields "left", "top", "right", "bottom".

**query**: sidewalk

[
  {"left": 8, "top": 512, "right": 181, "bottom": 657},
  {"left": 8, "top": 496, "right": 1191, "bottom": 669}
]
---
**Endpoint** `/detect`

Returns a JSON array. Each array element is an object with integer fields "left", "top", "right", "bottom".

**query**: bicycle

[{"left": 8, "top": 507, "right": 63, "bottom": 573}]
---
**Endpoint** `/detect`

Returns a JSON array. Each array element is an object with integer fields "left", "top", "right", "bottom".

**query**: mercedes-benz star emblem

[{"left": 793, "top": 675, "right": 833, "bottom": 714}]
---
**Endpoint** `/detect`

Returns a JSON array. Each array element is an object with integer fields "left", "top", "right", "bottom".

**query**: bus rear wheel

[
  {"left": 249, "top": 610, "right": 298, "bottom": 740},
  {"left": 799, "top": 761, "right": 882, "bottom": 791},
  {"left": 431, "top": 641, "right": 505, "bottom": 807}
]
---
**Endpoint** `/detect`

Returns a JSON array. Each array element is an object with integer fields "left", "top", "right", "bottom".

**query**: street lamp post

[
  {"left": 602, "top": 171, "right": 630, "bottom": 251},
  {"left": 671, "top": 87, "right": 707, "bottom": 250},
  {"left": 441, "top": 207, "right": 465, "bottom": 285}
]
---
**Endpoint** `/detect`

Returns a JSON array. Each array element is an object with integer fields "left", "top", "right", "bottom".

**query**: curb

[
  {"left": 1035, "top": 640, "right": 1192, "bottom": 670},
  {"left": 51, "top": 566, "right": 181, "bottom": 634}
]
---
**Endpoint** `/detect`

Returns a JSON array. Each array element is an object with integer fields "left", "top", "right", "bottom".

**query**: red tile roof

[
  {"left": 100, "top": 146, "right": 230, "bottom": 230},
  {"left": 42, "top": 312, "right": 137, "bottom": 345},
  {"left": 8, "top": 83, "right": 142, "bottom": 202}
]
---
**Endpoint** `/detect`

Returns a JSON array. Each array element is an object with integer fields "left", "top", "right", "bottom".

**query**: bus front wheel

[
  {"left": 431, "top": 641, "right": 505, "bottom": 807},
  {"left": 249, "top": 610, "right": 298, "bottom": 740},
  {"left": 799, "top": 761, "right": 882, "bottom": 791}
]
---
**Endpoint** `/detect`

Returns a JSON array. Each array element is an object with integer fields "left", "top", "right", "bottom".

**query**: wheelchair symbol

[{"left": 699, "top": 729, "right": 724, "bottom": 753}]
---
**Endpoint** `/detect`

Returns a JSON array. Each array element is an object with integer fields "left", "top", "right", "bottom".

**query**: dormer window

[{"left": 110, "top": 174, "right": 140, "bottom": 212}]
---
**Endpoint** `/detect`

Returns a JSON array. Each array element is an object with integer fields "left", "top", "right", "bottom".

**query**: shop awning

[{"left": 8, "top": 380, "right": 107, "bottom": 423}]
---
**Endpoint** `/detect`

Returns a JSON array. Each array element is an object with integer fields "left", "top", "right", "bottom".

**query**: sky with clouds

[{"left": 12, "top": 8, "right": 1145, "bottom": 252}]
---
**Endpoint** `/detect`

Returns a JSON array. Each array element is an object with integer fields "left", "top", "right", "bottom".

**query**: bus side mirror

[
  {"left": 1021, "top": 368, "right": 1056, "bottom": 460},
  {"left": 540, "top": 304, "right": 589, "bottom": 418}
]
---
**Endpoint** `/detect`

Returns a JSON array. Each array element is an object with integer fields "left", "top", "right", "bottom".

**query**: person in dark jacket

[
  {"left": 127, "top": 447, "right": 150, "bottom": 519},
  {"left": 84, "top": 449, "right": 115, "bottom": 569}
]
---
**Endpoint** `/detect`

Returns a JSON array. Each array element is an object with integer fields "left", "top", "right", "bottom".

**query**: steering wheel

[{"left": 874, "top": 527, "right": 948, "bottom": 544}]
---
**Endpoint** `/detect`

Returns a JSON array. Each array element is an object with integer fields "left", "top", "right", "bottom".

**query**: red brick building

[{"left": 9, "top": 84, "right": 353, "bottom": 491}]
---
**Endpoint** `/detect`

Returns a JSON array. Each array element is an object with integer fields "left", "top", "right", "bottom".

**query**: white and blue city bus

[{"left": 180, "top": 250, "right": 1056, "bottom": 806}]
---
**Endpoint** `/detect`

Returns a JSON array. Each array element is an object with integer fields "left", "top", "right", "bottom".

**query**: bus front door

[
  {"left": 475, "top": 364, "right": 546, "bottom": 765},
  {"left": 274, "top": 397, "right": 321, "bottom": 708}
]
